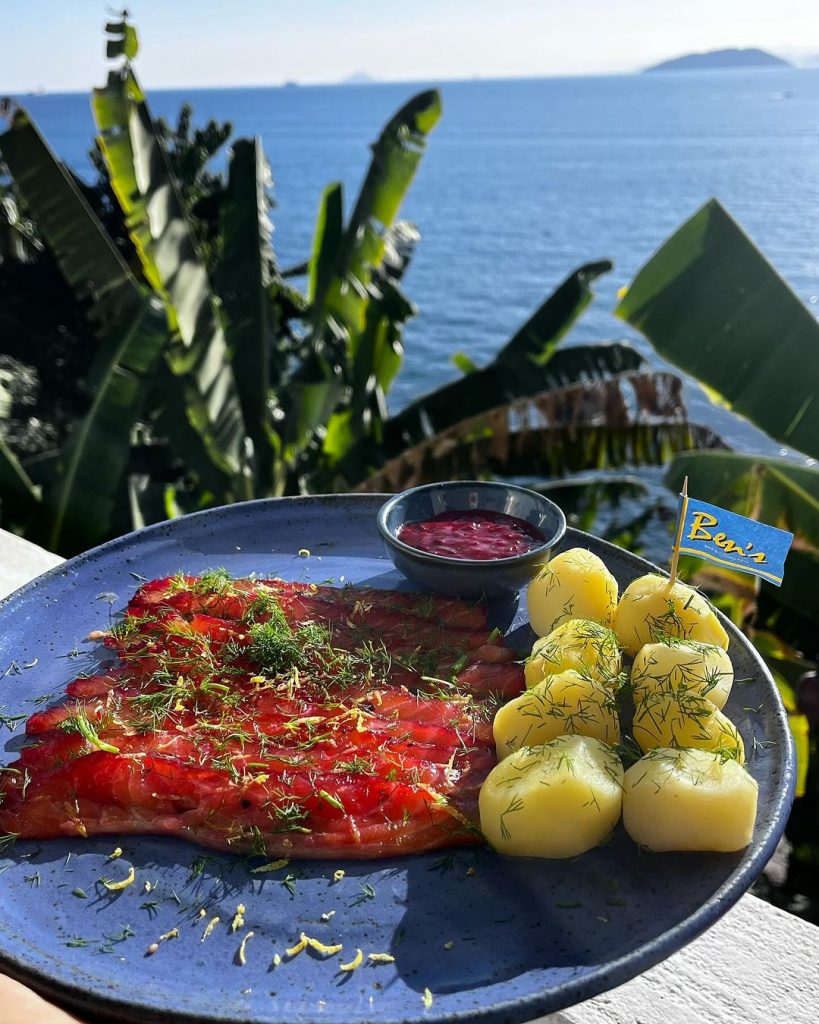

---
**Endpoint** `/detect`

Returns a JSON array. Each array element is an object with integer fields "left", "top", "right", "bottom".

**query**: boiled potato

[
  {"left": 632, "top": 690, "right": 744, "bottom": 762},
  {"left": 613, "top": 574, "right": 728, "bottom": 657},
  {"left": 525, "top": 618, "right": 621, "bottom": 690},
  {"left": 632, "top": 637, "right": 734, "bottom": 710},
  {"left": 479, "top": 735, "right": 624, "bottom": 858},
  {"left": 623, "top": 747, "right": 758, "bottom": 852},
  {"left": 494, "top": 669, "right": 619, "bottom": 759},
  {"left": 527, "top": 548, "right": 618, "bottom": 637}
]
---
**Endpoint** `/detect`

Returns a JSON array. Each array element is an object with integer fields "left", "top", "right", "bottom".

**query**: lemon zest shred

[
  {"left": 107, "top": 846, "right": 123, "bottom": 861},
  {"left": 332, "top": 869, "right": 345, "bottom": 883},
  {"left": 147, "top": 927, "right": 179, "bottom": 955},
  {"left": 305, "top": 935, "right": 342, "bottom": 956},
  {"left": 423, "top": 987, "right": 434, "bottom": 1008},
  {"left": 251, "top": 858, "right": 290, "bottom": 874},
  {"left": 230, "top": 903, "right": 246, "bottom": 932},
  {"left": 101, "top": 865, "right": 135, "bottom": 891},
  {"left": 201, "top": 915, "right": 220, "bottom": 942},
  {"left": 339, "top": 948, "right": 363, "bottom": 972},
  {"left": 286, "top": 934, "right": 308, "bottom": 957},
  {"left": 272, "top": 952, "right": 282, "bottom": 967},
  {"left": 368, "top": 952, "right": 395, "bottom": 963},
  {"left": 238, "top": 930, "right": 254, "bottom": 966}
]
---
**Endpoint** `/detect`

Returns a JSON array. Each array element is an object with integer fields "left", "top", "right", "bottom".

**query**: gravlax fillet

[{"left": 0, "top": 573, "right": 524, "bottom": 858}]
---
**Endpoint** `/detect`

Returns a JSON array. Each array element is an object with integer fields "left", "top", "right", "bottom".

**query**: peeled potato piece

[
  {"left": 525, "top": 618, "right": 622, "bottom": 690},
  {"left": 623, "top": 747, "right": 758, "bottom": 852},
  {"left": 632, "top": 690, "right": 744, "bottom": 762},
  {"left": 479, "top": 735, "right": 624, "bottom": 858},
  {"left": 494, "top": 669, "right": 619, "bottom": 759},
  {"left": 527, "top": 548, "right": 618, "bottom": 638},
  {"left": 613, "top": 574, "right": 728, "bottom": 657},
  {"left": 632, "top": 637, "right": 734, "bottom": 710}
]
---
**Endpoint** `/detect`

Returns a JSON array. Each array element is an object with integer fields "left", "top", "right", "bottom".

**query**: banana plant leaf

[
  {"left": 0, "top": 104, "right": 142, "bottom": 328},
  {"left": 105, "top": 18, "right": 139, "bottom": 60},
  {"left": 0, "top": 103, "right": 170, "bottom": 553},
  {"left": 382, "top": 261, "right": 614, "bottom": 453},
  {"left": 215, "top": 138, "right": 280, "bottom": 492},
  {"left": 283, "top": 92, "right": 441, "bottom": 461},
  {"left": 617, "top": 199, "right": 819, "bottom": 461},
  {"left": 282, "top": 183, "right": 345, "bottom": 460},
  {"left": 92, "top": 71, "right": 165, "bottom": 299},
  {"left": 91, "top": 66, "right": 246, "bottom": 483},
  {"left": 318, "top": 223, "right": 418, "bottom": 479},
  {"left": 46, "top": 297, "right": 169, "bottom": 554},
  {"left": 358, "top": 371, "right": 723, "bottom": 493}
]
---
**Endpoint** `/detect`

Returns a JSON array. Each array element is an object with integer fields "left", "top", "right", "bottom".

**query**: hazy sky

[{"left": 3, "top": 0, "right": 819, "bottom": 92}]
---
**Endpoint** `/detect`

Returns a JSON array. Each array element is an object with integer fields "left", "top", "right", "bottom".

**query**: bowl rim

[{"left": 376, "top": 480, "right": 567, "bottom": 569}]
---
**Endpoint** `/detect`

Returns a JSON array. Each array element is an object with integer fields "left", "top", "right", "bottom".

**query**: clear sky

[{"left": 3, "top": 0, "right": 819, "bottom": 92}]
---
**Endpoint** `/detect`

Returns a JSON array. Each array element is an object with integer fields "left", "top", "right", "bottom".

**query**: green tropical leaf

[
  {"left": 284, "top": 92, "right": 440, "bottom": 462},
  {"left": 105, "top": 18, "right": 139, "bottom": 61},
  {"left": 533, "top": 341, "right": 645, "bottom": 386},
  {"left": 281, "top": 183, "right": 345, "bottom": 458},
  {"left": 319, "top": 223, "right": 418, "bottom": 477},
  {"left": 91, "top": 66, "right": 247, "bottom": 482},
  {"left": 46, "top": 298, "right": 168, "bottom": 554},
  {"left": 92, "top": 71, "right": 165, "bottom": 298},
  {"left": 359, "top": 371, "right": 721, "bottom": 493},
  {"left": 0, "top": 104, "right": 142, "bottom": 327},
  {"left": 382, "top": 261, "right": 614, "bottom": 453},
  {"left": 451, "top": 352, "right": 479, "bottom": 375},
  {"left": 0, "top": 103, "right": 169, "bottom": 551},
  {"left": 617, "top": 198, "right": 819, "bottom": 460},
  {"left": 215, "top": 137, "right": 280, "bottom": 492}
]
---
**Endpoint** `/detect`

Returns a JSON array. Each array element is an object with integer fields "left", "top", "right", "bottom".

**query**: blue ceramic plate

[{"left": 0, "top": 496, "right": 794, "bottom": 1024}]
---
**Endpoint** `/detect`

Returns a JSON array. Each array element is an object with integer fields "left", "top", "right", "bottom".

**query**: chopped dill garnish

[
  {"left": 72, "top": 887, "right": 88, "bottom": 899},
  {"left": 0, "top": 706, "right": 26, "bottom": 732},
  {"left": 59, "top": 711, "right": 119, "bottom": 753},
  {"left": 280, "top": 872, "right": 299, "bottom": 896},
  {"left": 350, "top": 882, "right": 376, "bottom": 906}
]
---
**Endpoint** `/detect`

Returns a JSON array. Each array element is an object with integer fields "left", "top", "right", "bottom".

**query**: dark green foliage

[{"left": 1, "top": 13, "right": 666, "bottom": 552}]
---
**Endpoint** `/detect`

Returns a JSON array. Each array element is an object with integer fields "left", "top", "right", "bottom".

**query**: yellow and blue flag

[{"left": 674, "top": 491, "right": 793, "bottom": 587}]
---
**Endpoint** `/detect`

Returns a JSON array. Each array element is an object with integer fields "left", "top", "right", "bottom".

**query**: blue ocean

[{"left": 19, "top": 69, "right": 819, "bottom": 453}]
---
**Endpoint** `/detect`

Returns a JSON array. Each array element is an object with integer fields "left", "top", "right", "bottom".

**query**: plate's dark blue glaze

[{"left": 0, "top": 496, "right": 794, "bottom": 1024}]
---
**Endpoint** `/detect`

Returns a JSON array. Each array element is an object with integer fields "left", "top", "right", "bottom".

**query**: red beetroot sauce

[{"left": 398, "top": 509, "right": 545, "bottom": 560}]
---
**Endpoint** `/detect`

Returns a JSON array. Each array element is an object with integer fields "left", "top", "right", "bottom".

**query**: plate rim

[{"left": 0, "top": 493, "right": 797, "bottom": 1024}]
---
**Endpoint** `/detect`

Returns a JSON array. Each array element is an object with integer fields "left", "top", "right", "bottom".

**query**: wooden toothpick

[{"left": 668, "top": 476, "right": 689, "bottom": 586}]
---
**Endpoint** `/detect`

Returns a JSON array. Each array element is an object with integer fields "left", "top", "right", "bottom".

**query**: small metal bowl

[{"left": 377, "top": 480, "right": 567, "bottom": 599}]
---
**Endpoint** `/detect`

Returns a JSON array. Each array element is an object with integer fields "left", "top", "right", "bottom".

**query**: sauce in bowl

[{"left": 397, "top": 509, "right": 546, "bottom": 561}]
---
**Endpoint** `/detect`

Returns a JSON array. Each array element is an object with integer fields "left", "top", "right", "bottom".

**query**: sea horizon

[{"left": 4, "top": 62, "right": 815, "bottom": 99}]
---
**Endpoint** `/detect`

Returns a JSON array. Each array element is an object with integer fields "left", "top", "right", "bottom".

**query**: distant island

[
  {"left": 645, "top": 48, "right": 792, "bottom": 73},
  {"left": 342, "top": 71, "right": 376, "bottom": 85}
]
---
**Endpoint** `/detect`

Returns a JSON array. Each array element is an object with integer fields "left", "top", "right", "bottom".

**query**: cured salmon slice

[{"left": 0, "top": 574, "right": 522, "bottom": 858}]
